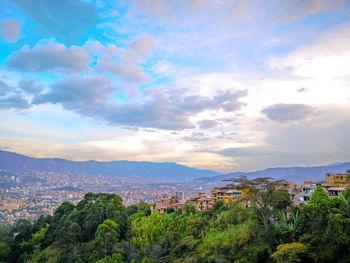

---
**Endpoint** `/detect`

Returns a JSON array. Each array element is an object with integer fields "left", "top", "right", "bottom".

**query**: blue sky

[{"left": 1, "top": 0, "right": 350, "bottom": 172}]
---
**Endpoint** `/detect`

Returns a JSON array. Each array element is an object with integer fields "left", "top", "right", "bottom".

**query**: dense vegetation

[{"left": 1, "top": 177, "right": 350, "bottom": 263}]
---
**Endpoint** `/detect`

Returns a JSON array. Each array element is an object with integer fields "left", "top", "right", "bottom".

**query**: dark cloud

[
  {"left": 33, "top": 75, "right": 113, "bottom": 106},
  {"left": 32, "top": 75, "right": 248, "bottom": 130},
  {"left": 0, "top": 79, "right": 30, "bottom": 110},
  {"left": 214, "top": 89, "right": 248, "bottom": 111},
  {"left": 0, "top": 19, "right": 20, "bottom": 42},
  {"left": 297, "top": 87, "right": 309, "bottom": 93},
  {"left": 0, "top": 80, "right": 12, "bottom": 96},
  {"left": 198, "top": 119, "right": 220, "bottom": 129},
  {"left": 98, "top": 55, "right": 149, "bottom": 85},
  {"left": 0, "top": 95, "right": 30, "bottom": 110},
  {"left": 11, "top": 0, "right": 99, "bottom": 45},
  {"left": 18, "top": 78, "right": 43, "bottom": 94},
  {"left": 261, "top": 103, "right": 316, "bottom": 123},
  {"left": 176, "top": 89, "right": 248, "bottom": 113},
  {"left": 183, "top": 132, "right": 208, "bottom": 141},
  {"left": 7, "top": 41, "right": 90, "bottom": 72}
]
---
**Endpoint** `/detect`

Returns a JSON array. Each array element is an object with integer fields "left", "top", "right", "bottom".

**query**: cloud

[
  {"left": 130, "top": 34, "right": 154, "bottom": 55},
  {"left": 84, "top": 40, "right": 119, "bottom": 55},
  {"left": 261, "top": 103, "right": 316, "bottom": 123},
  {"left": 98, "top": 56, "right": 149, "bottom": 85},
  {"left": 242, "top": 104, "right": 350, "bottom": 170},
  {"left": 33, "top": 75, "right": 113, "bottom": 106},
  {"left": 217, "top": 147, "right": 267, "bottom": 157},
  {"left": 0, "top": 19, "right": 20, "bottom": 42},
  {"left": 18, "top": 78, "right": 43, "bottom": 94},
  {"left": 0, "top": 95, "right": 30, "bottom": 110},
  {"left": 128, "top": 0, "right": 346, "bottom": 26},
  {"left": 297, "top": 87, "right": 308, "bottom": 93},
  {"left": 11, "top": 0, "right": 99, "bottom": 45},
  {"left": 279, "top": 0, "right": 347, "bottom": 23},
  {"left": 7, "top": 40, "right": 91, "bottom": 72},
  {"left": 128, "top": 0, "right": 206, "bottom": 21},
  {"left": 198, "top": 119, "right": 220, "bottom": 129},
  {"left": 32, "top": 75, "right": 248, "bottom": 130},
  {"left": 0, "top": 79, "right": 31, "bottom": 110},
  {"left": 0, "top": 80, "right": 12, "bottom": 97},
  {"left": 269, "top": 22, "right": 350, "bottom": 79}
]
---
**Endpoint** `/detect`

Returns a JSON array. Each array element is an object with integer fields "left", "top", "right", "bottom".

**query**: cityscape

[
  {"left": 1, "top": 161, "right": 349, "bottom": 224},
  {"left": 1, "top": 0, "right": 350, "bottom": 262}
]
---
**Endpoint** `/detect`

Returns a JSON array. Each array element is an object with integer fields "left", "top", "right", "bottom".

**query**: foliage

[
  {"left": 271, "top": 242, "right": 309, "bottom": 263},
  {"left": 1, "top": 181, "right": 350, "bottom": 263}
]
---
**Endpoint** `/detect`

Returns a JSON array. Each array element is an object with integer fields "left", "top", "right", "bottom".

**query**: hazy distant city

[{"left": 0, "top": 169, "right": 215, "bottom": 224}]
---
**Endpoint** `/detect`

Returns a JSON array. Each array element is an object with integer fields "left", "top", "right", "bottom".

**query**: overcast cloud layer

[{"left": 0, "top": 0, "right": 350, "bottom": 172}]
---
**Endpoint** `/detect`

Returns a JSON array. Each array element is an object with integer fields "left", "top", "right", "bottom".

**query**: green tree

[
  {"left": 95, "top": 253, "right": 124, "bottom": 263},
  {"left": 0, "top": 242, "right": 10, "bottom": 262},
  {"left": 225, "top": 176, "right": 286, "bottom": 230},
  {"left": 183, "top": 204, "right": 195, "bottom": 215},
  {"left": 271, "top": 242, "right": 310, "bottom": 263},
  {"left": 166, "top": 207, "right": 175, "bottom": 214},
  {"left": 96, "top": 219, "right": 120, "bottom": 258}
]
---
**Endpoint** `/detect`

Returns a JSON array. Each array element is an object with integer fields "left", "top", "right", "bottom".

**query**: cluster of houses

[{"left": 150, "top": 172, "right": 350, "bottom": 214}]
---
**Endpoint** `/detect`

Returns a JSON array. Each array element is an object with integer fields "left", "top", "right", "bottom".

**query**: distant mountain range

[
  {"left": 197, "top": 162, "right": 350, "bottom": 184},
  {"left": 0, "top": 150, "right": 220, "bottom": 182},
  {"left": 1, "top": 150, "right": 349, "bottom": 185}
]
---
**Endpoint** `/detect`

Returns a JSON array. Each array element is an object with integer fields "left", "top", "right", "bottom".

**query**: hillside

[
  {"left": 197, "top": 162, "right": 350, "bottom": 184},
  {"left": 0, "top": 150, "right": 220, "bottom": 182}
]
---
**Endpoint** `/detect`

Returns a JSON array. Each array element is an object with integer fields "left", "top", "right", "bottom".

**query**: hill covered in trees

[{"left": 0, "top": 178, "right": 350, "bottom": 263}]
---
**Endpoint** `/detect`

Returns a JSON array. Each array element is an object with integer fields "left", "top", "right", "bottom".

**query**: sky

[{"left": 0, "top": 0, "right": 350, "bottom": 173}]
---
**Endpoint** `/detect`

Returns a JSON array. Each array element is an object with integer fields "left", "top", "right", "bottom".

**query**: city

[{"left": 1, "top": 168, "right": 348, "bottom": 224}]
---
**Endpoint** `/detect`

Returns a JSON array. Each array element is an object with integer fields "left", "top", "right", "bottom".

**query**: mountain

[
  {"left": 0, "top": 150, "right": 220, "bottom": 182},
  {"left": 196, "top": 162, "right": 350, "bottom": 184}
]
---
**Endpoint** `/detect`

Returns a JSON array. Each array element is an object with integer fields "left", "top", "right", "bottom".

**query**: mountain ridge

[
  {"left": 196, "top": 162, "right": 350, "bottom": 184},
  {"left": 0, "top": 150, "right": 220, "bottom": 182}
]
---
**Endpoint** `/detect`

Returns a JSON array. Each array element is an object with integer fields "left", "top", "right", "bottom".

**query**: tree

[
  {"left": 272, "top": 190, "right": 291, "bottom": 211},
  {"left": 212, "top": 200, "right": 227, "bottom": 213},
  {"left": 95, "top": 253, "right": 124, "bottom": 263},
  {"left": 183, "top": 204, "right": 195, "bottom": 215},
  {"left": 0, "top": 242, "right": 10, "bottom": 262},
  {"left": 96, "top": 219, "right": 120, "bottom": 258},
  {"left": 166, "top": 207, "right": 175, "bottom": 214},
  {"left": 225, "top": 176, "right": 286, "bottom": 230},
  {"left": 271, "top": 242, "right": 310, "bottom": 263}
]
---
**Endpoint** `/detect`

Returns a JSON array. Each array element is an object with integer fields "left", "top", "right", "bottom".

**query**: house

[
  {"left": 298, "top": 182, "right": 317, "bottom": 205},
  {"left": 186, "top": 194, "right": 213, "bottom": 212},
  {"left": 210, "top": 187, "right": 244, "bottom": 204},
  {"left": 328, "top": 187, "right": 346, "bottom": 197},
  {"left": 325, "top": 173, "right": 350, "bottom": 187},
  {"left": 150, "top": 196, "right": 184, "bottom": 214}
]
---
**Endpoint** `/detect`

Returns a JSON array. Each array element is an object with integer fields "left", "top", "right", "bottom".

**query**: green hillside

[{"left": 1, "top": 180, "right": 349, "bottom": 263}]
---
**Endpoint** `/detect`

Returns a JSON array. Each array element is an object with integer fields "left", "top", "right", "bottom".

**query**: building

[
  {"left": 325, "top": 173, "right": 350, "bottom": 187},
  {"left": 186, "top": 194, "right": 213, "bottom": 212},
  {"left": 210, "top": 187, "right": 245, "bottom": 204},
  {"left": 150, "top": 196, "right": 183, "bottom": 214},
  {"left": 298, "top": 182, "right": 317, "bottom": 205},
  {"left": 328, "top": 187, "right": 346, "bottom": 197}
]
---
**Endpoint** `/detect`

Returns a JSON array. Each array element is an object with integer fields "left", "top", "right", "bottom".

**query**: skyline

[{"left": 1, "top": 0, "right": 350, "bottom": 173}]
